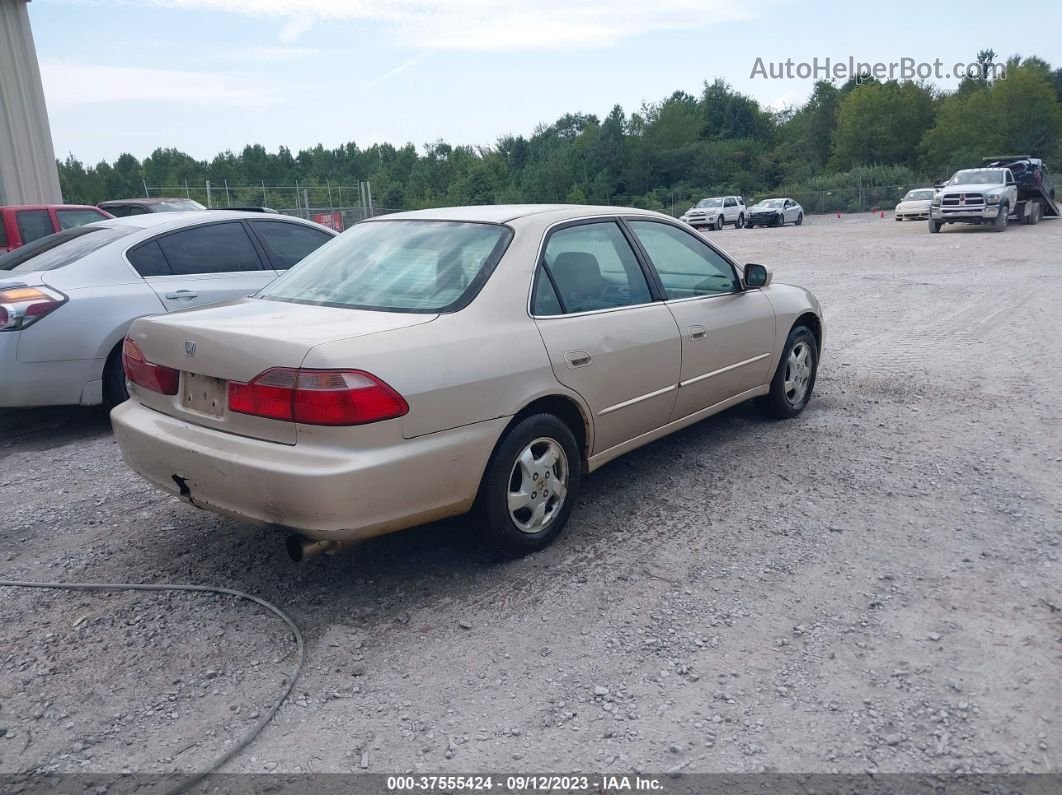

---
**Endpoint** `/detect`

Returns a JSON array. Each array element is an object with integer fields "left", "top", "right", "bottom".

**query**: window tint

[
  {"left": 251, "top": 221, "right": 333, "bottom": 270},
  {"left": 127, "top": 239, "right": 171, "bottom": 277},
  {"left": 0, "top": 218, "right": 8, "bottom": 248},
  {"left": 628, "top": 221, "right": 738, "bottom": 299},
  {"left": 540, "top": 222, "right": 651, "bottom": 315},
  {"left": 531, "top": 267, "right": 563, "bottom": 316},
  {"left": 56, "top": 209, "right": 107, "bottom": 230},
  {"left": 156, "top": 222, "right": 263, "bottom": 275},
  {"left": 724, "top": 198, "right": 736, "bottom": 207},
  {"left": 1, "top": 227, "right": 134, "bottom": 272},
  {"left": 259, "top": 220, "right": 511, "bottom": 313},
  {"left": 16, "top": 210, "right": 54, "bottom": 245},
  {"left": 103, "top": 205, "right": 132, "bottom": 217},
  {"left": 127, "top": 206, "right": 148, "bottom": 216}
]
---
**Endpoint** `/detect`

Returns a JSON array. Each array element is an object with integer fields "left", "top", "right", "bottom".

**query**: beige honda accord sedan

[{"left": 112, "top": 205, "right": 823, "bottom": 559}]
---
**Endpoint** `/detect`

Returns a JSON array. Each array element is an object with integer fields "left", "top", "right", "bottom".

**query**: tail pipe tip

[{"left": 285, "top": 535, "right": 352, "bottom": 562}]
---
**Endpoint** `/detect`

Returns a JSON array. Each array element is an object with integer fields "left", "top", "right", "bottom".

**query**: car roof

[
  {"left": 366, "top": 204, "right": 662, "bottom": 224},
  {"left": 0, "top": 204, "right": 103, "bottom": 211},
  {"left": 98, "top": 197, "right": 198, "bottom": 206},
  {"left": 91, "top": 210, "right": 331, "bottom": 233}
]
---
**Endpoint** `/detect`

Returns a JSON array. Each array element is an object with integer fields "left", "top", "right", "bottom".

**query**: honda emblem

[{"left": 185, "top": 340, "right": 197, "bottom": 357}]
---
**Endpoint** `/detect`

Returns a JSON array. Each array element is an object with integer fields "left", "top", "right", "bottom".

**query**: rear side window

[
  {"left": 156, "top": 222, "right": 263, "bottom": 275},
  {"left": 539, "top": 221, "right": 652, "bottom": 314},
  {"left": 0, "top": 217, "right": 7, "bottom": 248},
  {"left": 251, "top": 221, "right": 334, "bottom": 270},
  {"left": 0, "top": 226, "right": 134, "bottom": 272},
  {"left": 16, "top": 210, "right": 54, "bottom": 245},
  {"left": 127, "top": 239, "right": 171, "bottom": 277},
  {"left": 56, "top": 208, "right": 108, "bottom": 230}
]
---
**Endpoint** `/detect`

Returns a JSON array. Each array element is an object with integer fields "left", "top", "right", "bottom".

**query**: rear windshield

[
  {"left": 258, "top": 220, "right": 513, "bottom": 313},
  {"left": 0, "top": 226, "right": 134, "bottom": 272}
]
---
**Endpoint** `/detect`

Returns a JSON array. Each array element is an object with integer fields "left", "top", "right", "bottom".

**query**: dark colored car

[
  {"left": 981, "top": 156, "right": 1055, "bottom": 197},
  {"left": 0, "top": 204, "right": 113, "bottom": 254},
  {"left": 97, "top": 198, "right": 206, "bottom": 217}
]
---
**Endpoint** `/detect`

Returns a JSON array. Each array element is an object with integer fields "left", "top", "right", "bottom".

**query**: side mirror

[
  {"left": 933, "top": 181, "right": 946, "bottom": 189},
  {"left": 744, "top": 263, "right": 771, "bottom": 288}
]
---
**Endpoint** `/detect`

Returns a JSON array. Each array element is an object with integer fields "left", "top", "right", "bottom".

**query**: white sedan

[
  {"left": 895, "top": 188, "right": 935, "bottom": 221},
  {"left": 0, "top": 211, "right": 336, "bottom": 408}
]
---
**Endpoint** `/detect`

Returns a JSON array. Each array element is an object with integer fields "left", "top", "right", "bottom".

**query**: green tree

[{"left": 831, "top": 80, "right": 936, "bottom": 169}]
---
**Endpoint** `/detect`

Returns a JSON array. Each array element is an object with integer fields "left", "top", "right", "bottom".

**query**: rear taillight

[
  {"left": 228, "top": 368, "right": 408, "bottom": 426},
  {"left": 0, "top": 286, "right": 67, "bottom": 331},
  {"left": 122, "top": 337, "right": 179, "bottom": 396}
]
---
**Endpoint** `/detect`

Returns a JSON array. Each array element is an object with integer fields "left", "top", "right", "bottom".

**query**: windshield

[
  {"left": 258, "top": 220, "right": 513, "bottom": 313},
  {"left": 695, "top": 198, "right": 723, "bottom": 209},
  {"left": 903, "top": 190, "right": 935, "bottom": 201},
  {"left": 949, "top": 169, "right": 1006, "bottom": 186},
  {"left": 0, "top": 226, "right": 134, "bottom": 272},
  {"left": 754, "top": 199, "right": 785, "bottom": 208}
]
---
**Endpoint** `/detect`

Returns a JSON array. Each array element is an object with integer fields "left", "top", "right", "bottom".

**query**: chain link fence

[{"left": 143, "top": 182, "right": 401, "bottom": 231}]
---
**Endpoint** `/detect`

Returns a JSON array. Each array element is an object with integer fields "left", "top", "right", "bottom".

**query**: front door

[
  {"left": 532, "top": 220, "right": 681, "bottom": 456},
  {"left": 626, "top": 219, "right": 776, "bottom": 421}
]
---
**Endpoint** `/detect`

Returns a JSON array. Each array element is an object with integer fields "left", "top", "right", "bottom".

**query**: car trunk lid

[{"left": 127, "top": 297, "right": 436, "bottom": 444}]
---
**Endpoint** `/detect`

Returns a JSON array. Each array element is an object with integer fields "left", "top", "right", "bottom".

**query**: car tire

[
  {"left": 477, "top": 413, "right": 582, "bottom": 558},
  {"left": 736, "top": 213, "right": 745, "bottom": 229},
  {"left": 929, "top": 219, "right": 943, "bottom": 233},
  {"left": 759, "top": 326, "right": 818, "bottom": 420},
  {"left": 102, "top": 344, "right": 129, "bottom": 409},
  {"left": 795, "top": 212, "right": 803, "bottom": 226},
  {"left": 992, "top": 203, "right": 1008, "bottom": 232},
  {"left": 774, "top": 214, "right": 784, "bottom": 227},
  {"left": 715, "top": 216, "right": 725, "bottom": 231}
]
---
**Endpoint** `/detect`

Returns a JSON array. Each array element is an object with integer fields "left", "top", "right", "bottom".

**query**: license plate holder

[{"left": 182, "top": 372, "right": 226, "bottom": 418}]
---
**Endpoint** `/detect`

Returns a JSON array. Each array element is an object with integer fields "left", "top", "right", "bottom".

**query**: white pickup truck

[{"left": 929, "top": 167, "right": 1042, "bottom": 232}]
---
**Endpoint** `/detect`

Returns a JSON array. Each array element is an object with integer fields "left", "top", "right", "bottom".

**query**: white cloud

[
  {"left": 139, "top": 0, "right": 763, "bottom": 51},
  {"left": 767, "top": 90, "right": 805, "bottom": 111},
  {"left": 365, "top": 52, "right": 433, "bottom": 88},
  {"left": 278, "top": 15, "right": 315, "bottom": 44},
  {"left": 40, "top": 59, "right": 280, "bottom": 107}
]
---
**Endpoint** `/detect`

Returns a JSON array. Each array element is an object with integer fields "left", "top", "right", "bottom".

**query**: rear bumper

[
  {"left": 111, "top": 400, "right": 508, "bottom": 541},
  {"left": 0, "top": 334, "right": 102, "bottom": 407}
]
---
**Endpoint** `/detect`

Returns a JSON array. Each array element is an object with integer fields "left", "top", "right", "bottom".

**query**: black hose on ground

[{"left": 0, "top": 579, "right": 305, "bottom": 795}]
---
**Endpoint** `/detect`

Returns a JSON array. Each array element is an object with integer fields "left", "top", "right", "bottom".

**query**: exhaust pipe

[{"left": 285, "top": 534, "right": 353, "bottom": 562}]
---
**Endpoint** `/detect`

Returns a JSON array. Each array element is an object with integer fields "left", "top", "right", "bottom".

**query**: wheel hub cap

[
  {"left": 783, "top": 342, "right": 812, "bottom": 405},
  {"left": 508, "top": 438, "right": 569, "bottom": 534}
]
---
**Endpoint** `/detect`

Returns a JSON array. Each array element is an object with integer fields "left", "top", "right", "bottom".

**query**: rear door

[
  {"left": 247, "top": 219, "right": 335, "bottom": 274},
  {"left": 532, "top": 219, "right": 681, "bottom": 456},
  {"left": 133, "top": 221, "right": 276, "bottom": 310},
  {"left": 626, "top": 219, "right": 776, "bottom": 422}
]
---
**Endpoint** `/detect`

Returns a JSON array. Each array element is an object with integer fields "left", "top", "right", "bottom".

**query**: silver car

[
  {"left": 112, "top": 205, "right": 823, "bottom": 559},
  {"left": 0, "top": 211, "right": 336, "bottom": 408}
]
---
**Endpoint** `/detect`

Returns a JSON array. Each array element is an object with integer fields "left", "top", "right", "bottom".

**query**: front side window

[
  {"left": 56, "top": 209, "right": 108, "bottom": 230},
  {"left": 259, "top": 220, "right": 511, "bottom": 313},
  {"left": 156, "top": 222, "right": 263, "bottom": 275},
  {"left": 16, "top": 210, "right": 53, "bottom": 245},
  {"left": 251, "top": 221, "right": 334, "bottom": 270},
  {"left": 628, "top": 220, "right": 738, "bottom": 299},
  {"left": 538, "top": 221, "right": 652, "bottom": 315}
]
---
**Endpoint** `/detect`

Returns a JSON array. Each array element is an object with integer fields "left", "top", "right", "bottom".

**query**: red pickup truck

[{"left": 0, "top": 204, "right": 113, "bottom": 254}]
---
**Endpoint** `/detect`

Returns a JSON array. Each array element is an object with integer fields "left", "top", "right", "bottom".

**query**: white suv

[{"left": 680, "top": 196, "right": 746, "bottom": 230}]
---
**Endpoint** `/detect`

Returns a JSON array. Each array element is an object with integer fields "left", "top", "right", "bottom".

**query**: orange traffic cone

[
  {"left": 880, "top": 210, "right": 885, "bottom": 218},
  {"left": 836, "top": 211, "right": 841, "bottom": 219}
]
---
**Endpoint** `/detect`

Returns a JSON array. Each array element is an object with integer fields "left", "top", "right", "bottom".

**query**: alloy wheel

[{"left": 507, "top": 437, "right": 569, "bottom": 534}]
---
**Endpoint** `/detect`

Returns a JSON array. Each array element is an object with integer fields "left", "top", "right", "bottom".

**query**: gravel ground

[{"left": 1, "top": 213, "right": 1059, "bottom": 779}]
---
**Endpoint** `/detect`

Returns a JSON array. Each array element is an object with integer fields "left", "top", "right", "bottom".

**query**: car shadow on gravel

[
  {"left": 100, "top": 400, "right": 779, "bottom": 635},
  {"left": 0, "top": 406, "right": 112, "bottom": 459}
]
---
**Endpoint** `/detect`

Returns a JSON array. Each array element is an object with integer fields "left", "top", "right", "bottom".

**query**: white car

[
  {"left": 0, "top": 211, "right": 336, "bottom": 408},
  {"left": 746, "top": 198, "right": 803, "bottom": 228},
  {"left": 894, "top": 188, "right": 935, "bottom": 221},
  {"left": 680, "top": 196, "right": 746, "bottom": 230}
]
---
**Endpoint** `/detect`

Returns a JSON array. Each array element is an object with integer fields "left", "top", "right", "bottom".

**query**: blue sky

[{"left": 31, "top": 0, "right": 1062, "bottom": 165}]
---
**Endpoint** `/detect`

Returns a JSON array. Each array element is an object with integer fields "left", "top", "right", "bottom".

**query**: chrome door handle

[
  {"left": 688, "top": 325, "right": 708, "bottom": 341},
  {"left": 165, "top": 291, "right": 198, "bottom": 300},
  {"left": 564, "top": 350, "right": 593, "bottom": 368}
]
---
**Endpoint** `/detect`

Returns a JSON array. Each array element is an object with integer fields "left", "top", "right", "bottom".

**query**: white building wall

[{"left": 0, "top": 0, "right": 62, "bottom": 205}]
